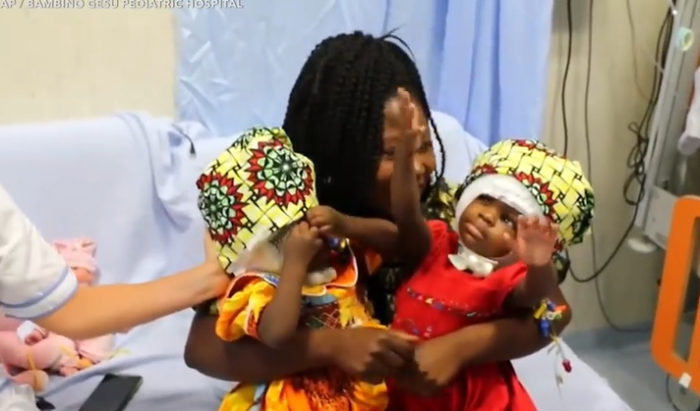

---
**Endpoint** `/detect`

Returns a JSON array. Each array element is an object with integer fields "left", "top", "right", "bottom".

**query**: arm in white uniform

[
  {"left": 0, "top": 185, "right": 78, "bottom": 319},
  {"left": 0, "top": 184, "right": 228, "bottom": 339}
]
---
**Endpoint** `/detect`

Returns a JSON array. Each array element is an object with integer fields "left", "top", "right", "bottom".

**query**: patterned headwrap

[
  {"left": 455, "top": 139, "right": 595, "bottom": 252},
  {"left": 196, "top": 127, "right": 319, "bottom": 275}
]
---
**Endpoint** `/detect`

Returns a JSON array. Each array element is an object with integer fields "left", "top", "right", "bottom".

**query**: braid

[{"left": 283, "top": 31, "right": 444, "bottom": 216}]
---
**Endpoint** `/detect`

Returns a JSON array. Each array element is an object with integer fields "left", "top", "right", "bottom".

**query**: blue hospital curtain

[
  {"left": 175, "top": 0, "right": 553, "bottom": 144},
  {"left": 435, "top": 0, "right": 554, "bottom": 144}
]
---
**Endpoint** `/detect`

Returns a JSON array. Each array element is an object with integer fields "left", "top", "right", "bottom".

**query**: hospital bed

[{"left": 0, "top": 112, "right": 634, "bottom": 411}]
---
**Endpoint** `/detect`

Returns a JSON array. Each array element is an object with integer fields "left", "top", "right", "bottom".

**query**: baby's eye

[
  {"left": 501, "top": 216, "right": 514, "bottom": 227},
  {"left": 383, "top": 148, "right": 396, "bottom": 158}
]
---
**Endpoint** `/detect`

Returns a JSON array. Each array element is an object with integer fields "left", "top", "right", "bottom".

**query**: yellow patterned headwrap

[
  {"left": 456, "top": 139, "right": 594, "bottom": 252},
  {"left": 196, "top": 127, "right": 319, "bottom": 274}
]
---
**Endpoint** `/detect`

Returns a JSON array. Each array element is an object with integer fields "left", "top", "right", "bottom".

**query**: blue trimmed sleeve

[{"left": 0, "top": 185, "right": 78, "bottom": 319}]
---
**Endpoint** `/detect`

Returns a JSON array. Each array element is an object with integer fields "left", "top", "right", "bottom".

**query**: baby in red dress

[{"left": 381, "top": 90, "right": 595, "bottom": 411}]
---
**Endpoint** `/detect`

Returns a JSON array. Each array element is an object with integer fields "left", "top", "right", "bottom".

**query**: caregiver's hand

[
  {"left": 203, "top": 231, "right": 220, "bottom": 263},
  {"left": 0, "top": 182, "right": 233, "bottom": 340},
  {"left": 36, "top": 232, "right": 228, "bottom": 340},
  {"left": 203, "top": 231, "right": 230, "bottom": 295},
  {"left": 327, "top": 327, "right": 418, "bottom": 384},
  {"left": 395, "top": 335, "right": 462, "bottom": 396}
]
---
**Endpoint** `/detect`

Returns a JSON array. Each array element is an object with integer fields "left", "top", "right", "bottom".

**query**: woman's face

[{"left": 372, "top": 90, "right": 437, "bottom": 212}]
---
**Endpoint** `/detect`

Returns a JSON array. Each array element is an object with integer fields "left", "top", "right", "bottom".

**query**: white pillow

[{"left": 431, "top": 111, "right": 487, "bottom": 184}]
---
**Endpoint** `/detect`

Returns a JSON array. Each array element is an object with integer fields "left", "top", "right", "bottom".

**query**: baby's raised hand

[
  {"left": 398, "top": 88, "right": 425, "bottom": 151},
  {"left": 505, "top": 216, "right": 559, "bottom": 267}
]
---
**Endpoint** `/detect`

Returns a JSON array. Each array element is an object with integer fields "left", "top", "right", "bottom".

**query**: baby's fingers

[
  {"left": 516, "top": 215, "right": 532, "bottom": 231},
  {"left": 293, "top": 221, "right": 312, "bottom": 238},
  {"left": 536, "top": 218, "right": 552, "bottom": 233},
  {"left": 397, "top": 89, "right": 415, "bottom": 130},
  {"left": 305, "top": 216, "right": 318, "bottom": 229},
  {"left": 308, "top": 225, "right": 320, "bottom": 238},
  {"left": 548, "top": 223, "right": 560, "bottom": 238}
]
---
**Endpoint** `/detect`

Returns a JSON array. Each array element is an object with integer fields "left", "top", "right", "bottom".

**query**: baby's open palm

[{"left": 506, "top": 216, "right": 559, "bottom": 266}]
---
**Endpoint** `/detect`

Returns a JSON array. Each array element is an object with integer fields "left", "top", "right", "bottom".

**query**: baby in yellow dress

[{"left": 196, "top": 127, "right": 388, "bottom": 411}]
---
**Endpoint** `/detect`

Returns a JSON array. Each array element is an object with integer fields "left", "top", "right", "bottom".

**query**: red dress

[{"left": 388, "top": 220, "right": 538, "bottom": 411}]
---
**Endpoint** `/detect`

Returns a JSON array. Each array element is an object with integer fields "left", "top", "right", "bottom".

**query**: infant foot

[
  {"left": 24, "top": 330, "right": 46, "bottom": 345},
  {"left": 59, "top": 366, "right": 80, "bottom": 377}
]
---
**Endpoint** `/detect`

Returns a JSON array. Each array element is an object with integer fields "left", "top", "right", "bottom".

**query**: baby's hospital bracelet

[
  {"left": 534, "top": 299, "right": 572, "bottom": 374},
  {"left": 533, "top": 299, "right": 567, "bottom": 338}
]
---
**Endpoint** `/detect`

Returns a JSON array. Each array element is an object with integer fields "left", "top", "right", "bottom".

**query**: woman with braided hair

[{"left": 185, "top": 31, "right": 572, "bottom": 403}]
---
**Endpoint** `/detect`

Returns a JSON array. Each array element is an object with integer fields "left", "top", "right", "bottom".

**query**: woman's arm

[
  {"left": 184, "top": 311, "right": 334, "bottom": 383},
  {"left": 449, "top": 285, "right": 571, "bottom": 366},
  {"left": 36, "top": 261, "right": 226, "bottom": 340},
  {"left": 0, "top": 184, "right": 229, "bottom": 340}
]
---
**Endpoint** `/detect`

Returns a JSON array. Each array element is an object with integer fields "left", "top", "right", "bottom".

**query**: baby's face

[{"left": 457, "top": 195, "right": 520, "bottom": 258}]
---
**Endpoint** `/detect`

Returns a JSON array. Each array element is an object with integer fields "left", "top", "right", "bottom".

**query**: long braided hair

[{"left": 282, "top": 31, "right": 446, "bottom": 219}]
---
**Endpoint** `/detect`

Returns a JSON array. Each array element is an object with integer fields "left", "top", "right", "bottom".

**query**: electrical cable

[
  {"left": 560, "top": 0, "right": 574, "bottom": 156},
  {"left": 560, "top": 0, "right": 673, "bottom": 329},
  {"left": 563, "top": 4, "right": 672, "bottom": 282},
  {"left": 597, "top": 8, "right": 672, "bottom": 332},
  {"left": 667, "top": 373, "right": 684, "bottom": 411},
  {"left": 565, "top": 1, "right": 696, "bottom": 408}
]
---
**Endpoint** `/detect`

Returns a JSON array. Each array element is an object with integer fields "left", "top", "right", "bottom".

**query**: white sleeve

[{"left": 0, "top": 185, "right": 78, "bottom": 319}]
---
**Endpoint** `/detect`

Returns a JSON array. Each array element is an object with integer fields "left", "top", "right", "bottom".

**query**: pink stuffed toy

[
  {"left": 0, "top": 315, "right": 51, "bottom": 391},
  {"left": 0, "top": 239, "right": 116, "bottom": 386}
]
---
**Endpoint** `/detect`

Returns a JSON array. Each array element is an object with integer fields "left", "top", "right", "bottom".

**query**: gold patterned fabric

[
  {"left": 368, "top": 140, "right": 589, "bottom": 324},
  {"left": 198, "top": 127, "right": 387, "bottom": 411},
  {"left": 196, "top": 127, "right": 319, "bottom": 275}
]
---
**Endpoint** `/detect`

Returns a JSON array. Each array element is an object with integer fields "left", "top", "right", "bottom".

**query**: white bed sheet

[{"left": 0, "top": 114, "right": 635, "bottom": 411}]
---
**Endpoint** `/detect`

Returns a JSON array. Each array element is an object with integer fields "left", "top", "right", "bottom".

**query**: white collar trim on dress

[{"left": 448, "top": 243, "right": 498, "bottom": 277}]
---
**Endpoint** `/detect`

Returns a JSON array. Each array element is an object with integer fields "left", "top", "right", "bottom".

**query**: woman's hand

[
  {"left": 203, "top": 230, "right": 219, "bottom": 263},
  {"left": 202, "top": 231, "right": 230, "bottom": 299},
  {"left": 395, "top": 335, "right": 463, "bottom": 396},
  {"left": 326, "top": 327, "right": 418, "bottom": 384}
]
